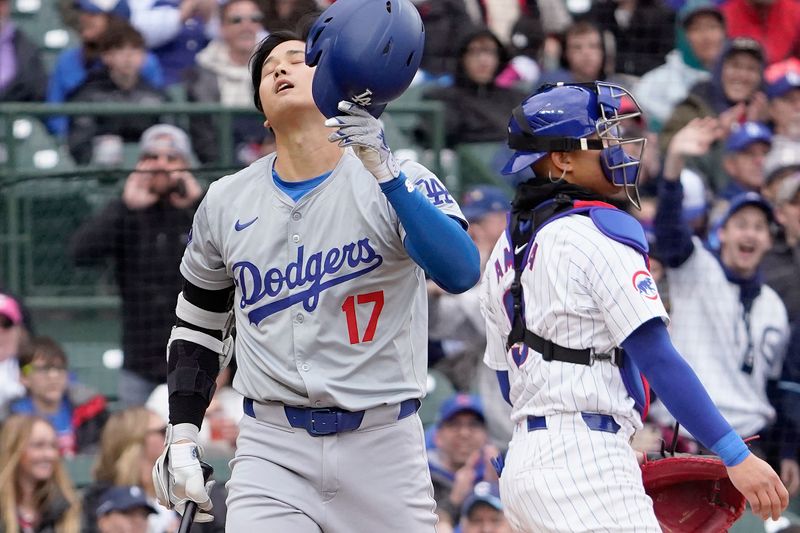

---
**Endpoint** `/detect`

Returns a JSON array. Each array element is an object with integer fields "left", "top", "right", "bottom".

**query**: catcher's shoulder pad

[{"left": 588, "top": 207, "right": 648, "bottom": 256}]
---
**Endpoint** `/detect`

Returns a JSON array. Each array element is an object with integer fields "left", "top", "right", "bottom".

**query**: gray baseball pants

[{"left": 226, "top": 400, "right": 438, "bottom": 532}]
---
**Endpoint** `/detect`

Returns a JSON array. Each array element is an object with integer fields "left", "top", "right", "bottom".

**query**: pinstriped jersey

[
  {"left": 480, "top": 214, "right": 669, "bottom": 429},
  {"left": 180, "top": 150, "right": 465, "bottom": 410},
  {"left": 649, "top": 237, "right": 789, "bottom": 437}
]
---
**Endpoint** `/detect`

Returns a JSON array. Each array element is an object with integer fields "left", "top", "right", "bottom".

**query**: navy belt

[
  {"left": 243, "top": 398, "right": 420, "bottom": 437},
  {"left": 527, "top": 412, "right": 621, "bottom": 434}
]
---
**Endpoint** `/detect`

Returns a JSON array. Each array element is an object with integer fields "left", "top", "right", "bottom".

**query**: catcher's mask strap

[{"left": 508, "top": 132, "right": 605, "bottom": 153}]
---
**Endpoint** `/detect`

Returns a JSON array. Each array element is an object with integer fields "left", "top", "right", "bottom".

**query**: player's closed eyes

[
  {"left": 226, "top": 14, "right": 264, "bottom": 25},
  {"left": 263, "top": 52, "right": 305, "bottom": 77}
]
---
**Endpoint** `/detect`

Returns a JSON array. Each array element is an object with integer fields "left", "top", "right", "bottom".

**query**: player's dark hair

[{"left": 250, "top": 14, "right": 316, "bottom": 112}]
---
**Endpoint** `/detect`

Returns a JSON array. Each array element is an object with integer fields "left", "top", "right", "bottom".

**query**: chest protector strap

[{"left": 505, "top": 197, "right": 651, "bottom": 417}]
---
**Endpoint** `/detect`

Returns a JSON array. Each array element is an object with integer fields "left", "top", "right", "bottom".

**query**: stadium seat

[
  {"left": 11, "top": 0, "right": 77, "bottom": 53},
  {"left": 64, "top": 456, "right": 232, "bottom": 491},
  {"left": 386, "top": 87, "right": 426, "bottom": 138},
  {"left": 122, "top": 142, "right": 141, "bottom": 169},
  {"left": 12, "top": 0, "right": 43, "bottom": 15},
  {"left": 36, "top": 313, "right": 123, "bottom": 407},
  {"left": 24, "top": 188, "right": 103, "bottom": 295},
  {"left": 64, "top": 341, "right": 122, "bottom": 408},
  {"left": 165, "top": 84, "right": 187, "bottom": 103},
  {"left": 419, "top": 369, "right": 455, "bottom": 428},
  {"left": 10, "top": 0, "right": 77, "bottom": 72},
  {"left": 789, "top": 499, "right": 800, "bottom": 526},
  {"left": 392, "top": 82, "right": 428, "bottom": 106},
  {"left": 1, "top": 117, "right": 76, "bottom": 172},
  {"left": 726, "top": 506, "right": 800, "bottom": 533},
  {"left": 455, "top": 142, "right": 515, "bottom": 192},
  {"left": 64, "top": 453, "right": 96, "bottom": 489},
  {"left": 2, "top": 174, "right": 130, "bottom": 301},
  {"left": 205, "top": 456, "right": 233, "bottom": 484},
  {"left": 380, "top": 111, "right": 418, "bottom": 153}
]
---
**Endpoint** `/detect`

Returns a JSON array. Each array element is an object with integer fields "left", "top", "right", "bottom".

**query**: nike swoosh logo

[
  {"left": 515, "top": 243, "right": 527, "bottom": 254},
  {"left": 235, "top": 217, "right": 258, "bottom": 231}
]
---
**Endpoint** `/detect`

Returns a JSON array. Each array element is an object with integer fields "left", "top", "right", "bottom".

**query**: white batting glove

[
  {"left": 325, "top": 101, "right": 400, "bottom": 184},
  {"left": 152, "top": 424, "right": 215, "bottom": 523}
]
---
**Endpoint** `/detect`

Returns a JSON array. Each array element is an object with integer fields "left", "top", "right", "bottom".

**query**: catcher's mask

[{"left": 504, "top": 81, "right": 647, "bottom": 209}]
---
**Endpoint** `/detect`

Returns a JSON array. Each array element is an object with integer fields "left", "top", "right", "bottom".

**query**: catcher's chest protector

[{"left": 505, "top": 198, "right": 651, "bottom": 417}]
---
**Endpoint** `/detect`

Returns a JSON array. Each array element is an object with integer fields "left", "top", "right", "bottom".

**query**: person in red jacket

[{"left": 721, "top": 0, "right": 800, "bottom": 65}]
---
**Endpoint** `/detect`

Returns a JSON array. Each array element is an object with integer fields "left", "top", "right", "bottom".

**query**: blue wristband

[{"left": 710, "top": 430, "right": 751, "bottom": 467}]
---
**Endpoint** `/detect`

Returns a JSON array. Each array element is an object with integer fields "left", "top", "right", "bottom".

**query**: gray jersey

[{"left": 181, "top": 150, "right": 464, "bottom": 410}]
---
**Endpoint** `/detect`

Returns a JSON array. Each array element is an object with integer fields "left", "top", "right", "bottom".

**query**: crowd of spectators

[{"left": 2, "top": 0, "right": 800, "bottom": 531}]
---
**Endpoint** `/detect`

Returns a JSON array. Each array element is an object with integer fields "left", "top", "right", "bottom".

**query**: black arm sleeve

[{"left": 167, "top": 277, "right": 235, "bottom": 428}]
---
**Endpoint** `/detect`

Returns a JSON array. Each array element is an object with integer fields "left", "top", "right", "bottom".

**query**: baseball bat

[{"left": 177, "top": 461, "right": 214, "bottom": 533}]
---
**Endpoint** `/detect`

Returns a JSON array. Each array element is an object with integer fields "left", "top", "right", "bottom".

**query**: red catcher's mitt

[{"left": 641, "top": 453, "right": 746, "bottom": 532}]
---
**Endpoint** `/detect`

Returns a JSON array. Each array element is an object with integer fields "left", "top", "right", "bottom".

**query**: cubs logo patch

[{"left": 632, "top": 270, "right": 658, "bottom": 300}]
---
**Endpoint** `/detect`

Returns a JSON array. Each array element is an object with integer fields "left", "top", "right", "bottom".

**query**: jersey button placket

[{"left": 292, "top": 212, "right": 301, "bottom": 221}]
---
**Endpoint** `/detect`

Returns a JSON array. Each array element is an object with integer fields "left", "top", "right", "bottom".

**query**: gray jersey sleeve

[{"left": 180, "top": 184, "right": 234, "bottom": 290}]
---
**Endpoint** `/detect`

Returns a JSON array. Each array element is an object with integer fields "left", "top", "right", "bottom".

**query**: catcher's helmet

[
  {"left": 504, "top": 82, "right": 646, "bottom": 208},
  {"left": 305, "top": 0, "right": 425, "bottom": 119}
]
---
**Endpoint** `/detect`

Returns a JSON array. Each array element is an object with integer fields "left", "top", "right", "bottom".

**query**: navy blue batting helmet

[
  {"left": 504, "top": 82, "right": 647, "bottom": 208},
  {"left": 305, "top": 0, "right": 425, "bottom": 119}
]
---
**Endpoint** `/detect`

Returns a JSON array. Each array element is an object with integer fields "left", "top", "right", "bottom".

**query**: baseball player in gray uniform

[{"left": 151, "top": 25, "right": 481, "bottom": 533}]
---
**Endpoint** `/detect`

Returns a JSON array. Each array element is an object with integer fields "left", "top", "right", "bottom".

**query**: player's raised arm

[
  {"left": 325, "top": 101, "right": 481, "bottom": 293},
  {"left": 653, "top": 117, "right": 719, "bottom": 267}
]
